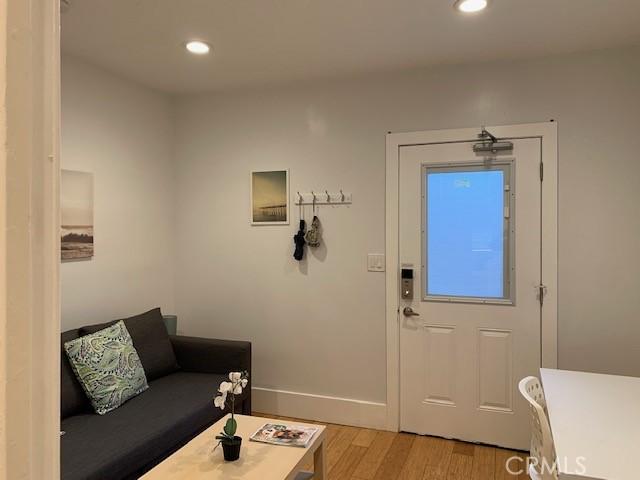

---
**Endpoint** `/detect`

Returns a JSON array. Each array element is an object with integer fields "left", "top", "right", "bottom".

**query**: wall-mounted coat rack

[{"left": 295, "top": 190, "right": 352, "bottom": 205}]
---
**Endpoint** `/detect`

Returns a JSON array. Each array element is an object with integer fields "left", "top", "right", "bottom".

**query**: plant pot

[{"left": 221, "top": 436, "right": 242, "bottom": 461}]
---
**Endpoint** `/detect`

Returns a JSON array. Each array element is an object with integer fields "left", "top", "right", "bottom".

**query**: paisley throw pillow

[{"left": 64, "top": 320, "right": 148, "bottom": 415}]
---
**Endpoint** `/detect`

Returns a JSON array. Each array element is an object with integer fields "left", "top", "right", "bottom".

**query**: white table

[
  {"left": 541, "top": 368, "right": 640, "bottom": 480},
  {"left": 141, "top": 414, "right": 326, "bottom": 480}
]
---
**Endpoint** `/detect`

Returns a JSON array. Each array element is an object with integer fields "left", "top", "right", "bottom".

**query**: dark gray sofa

[{"left": 61, "top": 308, "right": 252, "bottom": 480}]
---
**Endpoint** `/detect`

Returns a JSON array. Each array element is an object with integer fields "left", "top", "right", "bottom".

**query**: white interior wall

[
  {"left": 61, "top": 56, "right": 176, "bottom": 330},
  {"left": 172, "top": 47, "right": 640, "bottom": 420}
]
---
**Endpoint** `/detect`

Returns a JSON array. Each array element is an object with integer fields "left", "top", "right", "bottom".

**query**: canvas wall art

[
  {"left": 61, "top": 169, "right": 94, "bottom": 260},
  {"left": 251, "top": 170, "right": 289, "bottom": 225}
]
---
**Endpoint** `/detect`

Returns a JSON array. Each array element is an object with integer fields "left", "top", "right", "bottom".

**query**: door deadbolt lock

[{"left": 401, "top": 268, "right": 414, "bottom": 299}]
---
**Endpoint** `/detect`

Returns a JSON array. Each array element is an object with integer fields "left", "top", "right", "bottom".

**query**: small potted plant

[{"left": 213, "top": 371, "right": 249, "bottom": 461}]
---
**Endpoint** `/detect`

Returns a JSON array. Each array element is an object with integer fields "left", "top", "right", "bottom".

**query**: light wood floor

[{"left": 254, "top": 413, "right": 529, "bottom": 480}]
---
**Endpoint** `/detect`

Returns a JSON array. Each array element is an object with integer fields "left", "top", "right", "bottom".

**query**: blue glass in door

[{"left": 426, "top": 169, "right": 506, "bottom": 299}]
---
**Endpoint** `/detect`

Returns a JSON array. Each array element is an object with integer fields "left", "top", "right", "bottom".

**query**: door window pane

[{"left": 425, "top": 166, "right": 510, "bottom": 300}]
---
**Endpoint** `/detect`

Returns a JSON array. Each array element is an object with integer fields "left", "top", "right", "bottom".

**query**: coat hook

[
  {"left": 325, "top": 190, "right": 330, "bottom": 202},
  {"left": 340, "top": 189, "right": 345, "bottom": 202},
  {"left": 297, "top": 191, "right": 303, "bottom": 203}
]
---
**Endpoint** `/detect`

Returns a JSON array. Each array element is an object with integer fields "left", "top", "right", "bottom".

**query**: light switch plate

[{"left": 367, "top": 254, "right": 385, "bottom": 272}]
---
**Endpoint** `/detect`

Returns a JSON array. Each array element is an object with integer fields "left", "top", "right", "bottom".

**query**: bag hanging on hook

[
  {"left": 293, "top": 219, "right": 306, "bottom": 261},
  {"left": 304, "top": 216, "right": 321, "bottom": 247}
]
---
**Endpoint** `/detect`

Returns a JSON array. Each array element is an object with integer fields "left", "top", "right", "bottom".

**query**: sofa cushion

[
  {"left": 80, "top": 308, "right": 179, "bottom": 381},
  {"left": 61, "top": 329, "right": 92, "bottom": 419},
  {"left": 61, "top": 372, "right": 232, "bottom": 480},
  {"left": 65, "top": 321, "right": 149, "bottom": 415}
]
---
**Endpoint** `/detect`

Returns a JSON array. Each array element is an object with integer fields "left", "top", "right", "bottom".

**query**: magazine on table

[{"left": 249, "top": 423, "right": 319, "bottom": 448}]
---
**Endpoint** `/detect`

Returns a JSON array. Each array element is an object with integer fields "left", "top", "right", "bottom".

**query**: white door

[{"left": 399, "top": 137, "right": 541, "bottom": 450}]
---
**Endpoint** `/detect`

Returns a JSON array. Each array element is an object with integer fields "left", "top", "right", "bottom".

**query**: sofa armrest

[
  {"left": 170, "top": 335, "right": 252, "bottom": 377},
  {"left": 170, "top": 335, "right": 252, "bottom": 414}
]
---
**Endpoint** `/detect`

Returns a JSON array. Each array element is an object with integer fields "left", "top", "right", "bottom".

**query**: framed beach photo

[
  {"left": 250, "top": 170, "right": 289, "bottom": 225},
  {"left": 61, "top": 169, "right": 94, "bottom": 261}
]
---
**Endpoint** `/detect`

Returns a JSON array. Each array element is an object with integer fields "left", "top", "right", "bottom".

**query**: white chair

[{"left": 518, "top": 376, "right": 557, "bottom": 480}]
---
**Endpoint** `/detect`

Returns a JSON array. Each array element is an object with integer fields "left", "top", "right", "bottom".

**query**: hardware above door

[{"left": 473, "top": 127, "right": 514, "bottom": 154}]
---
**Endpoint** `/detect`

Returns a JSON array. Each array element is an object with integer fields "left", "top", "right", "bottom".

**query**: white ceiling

[{"left": 61, "top": 0, "right": 640, "bottom": 94}]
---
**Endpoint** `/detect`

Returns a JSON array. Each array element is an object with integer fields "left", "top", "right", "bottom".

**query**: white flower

[
  {"left": 213, "top": 392, "right": 227, "bottom": 410},
  {"left": 219, "top": 381, "right": 232, "bottom": 393},
  {"left": 241, "top": 379, "right": 248, "bottom": 388},
  {"left": 229, "top": 372, "right": 242, "bottom": 381},
  {"left": 233, "top": 384, "right": 243, "bottom": 395}
]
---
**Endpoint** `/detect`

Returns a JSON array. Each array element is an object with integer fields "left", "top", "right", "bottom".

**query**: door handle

[{"left": 403, "top": 307, "right": 420, "bottom": 317}]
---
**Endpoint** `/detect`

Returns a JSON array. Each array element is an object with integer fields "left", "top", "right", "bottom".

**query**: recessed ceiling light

[
  {"left": 185, "top": 41, "right": 210, "bottom": 55},
  {"left": 454, "top": 0, "right": 488, "bottom": 13}
]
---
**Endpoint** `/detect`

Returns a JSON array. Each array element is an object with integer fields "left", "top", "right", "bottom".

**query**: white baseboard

[{"left": 252, "top": 387, "right": 390, "bottom": 431}]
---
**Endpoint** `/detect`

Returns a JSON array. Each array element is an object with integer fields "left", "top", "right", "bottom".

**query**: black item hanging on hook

[{"left": 293, "top": 219, "right": 307, "bottom": 261}]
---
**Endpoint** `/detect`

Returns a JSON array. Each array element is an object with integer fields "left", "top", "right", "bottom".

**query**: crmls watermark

[{"left": 505, "top": 456, "right": 587, "bottom": 476}]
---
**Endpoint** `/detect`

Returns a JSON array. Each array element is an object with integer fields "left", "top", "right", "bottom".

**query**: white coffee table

[{"left": 140, "top": 414, "right": 327, "bottom": 480}]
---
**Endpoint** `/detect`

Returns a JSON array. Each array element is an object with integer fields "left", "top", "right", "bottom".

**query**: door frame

[
  {"left": 1, "top": 0, "right": 61, "bottom": 478},
  {"left": 384, "top": 122, "right": 558, "bottom": 431}
]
